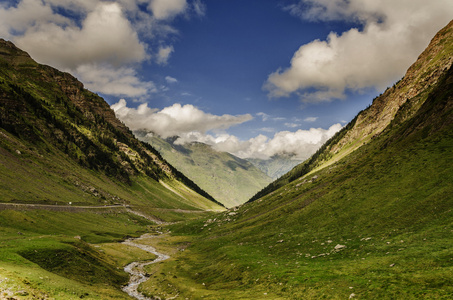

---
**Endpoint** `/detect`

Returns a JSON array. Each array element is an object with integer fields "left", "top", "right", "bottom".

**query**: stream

[{"left": 122, "top": 234, "right": 170, "bottom": 300}]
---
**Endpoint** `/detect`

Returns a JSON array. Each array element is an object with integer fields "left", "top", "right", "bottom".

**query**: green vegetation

[
  {"left": 0, "top": 38, "right": 223, "bottom": 299},
  {"left": 251, "top": 20, "right": 453, "bottom": 203},
  {"left": 0, "top": 38, "right": 223, "bottom": 214},
  {"left": 137, "top": 133, "right": 272, "bottom": 207},
  {"left": 140, "top": 64, "right": 453, "bottom": 299},
  {"left": 0, "top": 209, "right": 157, "bottom": 299},
  {"left": 0, "top": 20, "right": 452, "bottom": 300}
]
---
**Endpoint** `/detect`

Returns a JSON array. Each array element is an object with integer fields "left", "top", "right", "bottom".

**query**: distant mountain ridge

[
  {"left": 246, "top": 156, "right": 301, "bottom": 180},
  {"left": 250, "top": 20, "right": 453, "bottom": 202},
  {"left": 0, "top": 38, "right": 224, "bottom": 213},
  {"left": 134, "top": 131, "right": 272, "bottom": 207}
]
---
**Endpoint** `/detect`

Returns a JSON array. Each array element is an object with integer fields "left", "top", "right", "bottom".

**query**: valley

[
  {"left": 134, "top": 132, "right": 274, "bottom": 208},
  {"left": 0, "top": 14, "right": 452, "bottom": 300}
]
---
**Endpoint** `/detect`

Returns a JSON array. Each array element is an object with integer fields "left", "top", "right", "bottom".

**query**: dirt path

[
  {"left": 0, "top": 202, "right": 209, "bottom": 214},
  {"left": 121, "top": 234, "right": 171, "bottom": 300},
  {"left": 0, "top": 202, "right": 130, "bottom": 212}
]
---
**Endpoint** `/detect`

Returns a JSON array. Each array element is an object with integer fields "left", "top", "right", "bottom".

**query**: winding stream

[{"left": 122, "top": 234, "right": 170, "bottom": 300}]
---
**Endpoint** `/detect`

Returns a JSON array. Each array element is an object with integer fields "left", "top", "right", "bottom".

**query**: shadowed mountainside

[{"left": 0, "top": 38, "right": 224, "bottom": 215}]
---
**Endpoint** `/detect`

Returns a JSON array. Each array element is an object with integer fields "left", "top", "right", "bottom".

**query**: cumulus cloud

[
  {"left": 76, "top": 64, "right": 157, "bottom": 97},
  {"left": 0, "top": 1, "right": 155, "bottom": 98},
  {"left": 112, "top": 100, "right": 341, "bottom": 160},
  {"left": 265, "top": 0, "right": 453, "bottom": 102},
  {"left": 14, "top": 2, "right": 146, "bottom": 69},
  {"left": 0, "top": 0, "right": 69, "bottom": 38},
  {"left": 175, "top": 124, "right": 342, "bottom": 160},
  {"left": 111, "top": 99, "right": 253, "bottom": 138},
  {"left": 148, "top": 0, "right": 187, "bottom": 20},
  {"left": 0, "top": 0, "right": 198, "bottom": 98}
]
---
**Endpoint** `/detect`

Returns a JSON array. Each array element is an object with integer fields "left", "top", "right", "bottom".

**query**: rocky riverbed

[{"left": 122, "top": 234, "right": 170, "bottom": 300}]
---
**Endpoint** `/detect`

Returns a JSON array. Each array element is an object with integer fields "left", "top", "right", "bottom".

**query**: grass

[
  {"left": 0, "top": 127, "right": 223, "bottom": 220},
  {"left": 0, "top": 29, "right": 452, "bottom": 299},
  {"left": 2, "top": 116, "right": 449, "bottom": 298},
  {"left": 152, "top": 82, "right": 453, "bottom": 299},
  {"left": 0, "top": 208, "right": 161, "bottom": 299}
]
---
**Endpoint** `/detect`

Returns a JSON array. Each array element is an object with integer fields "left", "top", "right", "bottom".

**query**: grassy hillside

[
  {"left": 250, "top": 20, "right": 453, "bottom": 202},
  {"left": 0, "top": 39, "right": 224, "bottom": 299},
  {"left": 136, "top": 132, "right": 272, "bottom": 207},
  {"left": 0, "top": 19, "right": 451, "bottom": 300},
  {"left": 0, "top": 38, "right": 224, "bottom": 216},
  {"left": 137, "top": 35, "right": 453, "bottom": 299},
  {"left": 0, "top": 207, "right": 167, "bottom": 299}
]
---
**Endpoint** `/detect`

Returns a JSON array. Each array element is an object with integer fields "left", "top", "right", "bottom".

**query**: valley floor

[{"left": 0, "top": 200, "right": 451, "bottom": 300}]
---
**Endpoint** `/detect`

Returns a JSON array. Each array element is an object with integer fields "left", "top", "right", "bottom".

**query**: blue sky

[{"left": 1, "top": 0, "right": 452, "bottom": 160}]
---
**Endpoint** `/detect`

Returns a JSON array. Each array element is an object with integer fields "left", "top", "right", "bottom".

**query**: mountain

[
  {"left": 0, "top": 39, "right": 229, "bottom": 299},
  {"left": 154, "top": 21, "right": 453, "bottom": 299},
  {"left": 134, "top": 131, "right": 272, "bottom": 207},
  {"left": 250, "top": 19, "right": 453, "bottom": 202},
  {"left": 1, "top": 20, "right": 452, "bottom": 300},
  {"left": 246, "top": 155, "right": 302, "bottom": 180},
  {"left": 0, "top": 38, "right": 224, "bottom": 216}
]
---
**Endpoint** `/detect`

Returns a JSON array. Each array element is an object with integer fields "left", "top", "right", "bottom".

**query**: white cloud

[
  {"left": 192, "top": 0, "right": 206, "bottom": 17},
  {"left": 112, "top": 100, "right": 341, "bottom": 160},
  {"left": 257, "top": 112, "right": 270, "bottom": 122},
  {"left": 304, "top": 117, "right": 318, "bottom": 122},
  {"left": 165, "top": 76, "right": 178, "bottom": 83},
  {"left": 266, "top": 0, "right": 453, "bottom": 102},
  {"left": 156, "top": 45, "right": 174, "bottom": 65},
  {"left": 175, "top": 123, "right": 342, "bottom": 160},
  {"left": 285, "top": 123, "right": 300, "bottom": 128},
  {"left": 14, "top": 2, "right": 146, "bottom": 70},
  {"left": 148, "top": 0, "right": 187, "bottom": 20},
  {"left": 259, "top": 127, "right": 276, "bottom": 133},
  {"left": 0, "top": 0, "right": 70, "bottom": 39},
  {"left": 111, "top": 99, "right": 253, "bottom": 138},
  {"left": 76, "top": 64, "right": 156, "bottom": 97},
  {"left": 0, "top": 1, "right": 156, "bottom": 98},
  {"left": 0, "top": 0, "right": 198, "bottom": 98}
]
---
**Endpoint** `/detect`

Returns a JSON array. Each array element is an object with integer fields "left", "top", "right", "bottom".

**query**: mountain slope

[
  {"left": 153, "top": 21, "right": 453, "bottom": 299},
  {"left": 250, "top": 19, "right": 453, "bottom": 202},
  {"left": 246, "top": 155, "right": 302, "bottom": 180},
  {"left": 0, "top": 38, "right": 224, "bottom": 216},
  {"left": 0, "top": 39, "right": 226, "bottom": 299},
  {"left": 134, "top": 132, "right": 272, "bottom": 207}
]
